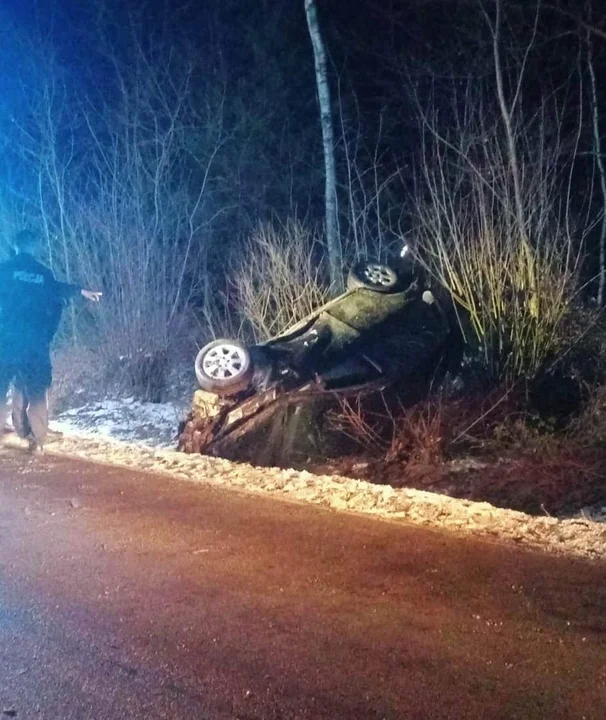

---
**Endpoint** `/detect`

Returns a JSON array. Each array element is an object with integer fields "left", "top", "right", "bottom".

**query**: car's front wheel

[
  {"left": 195, "top": 339, "right": 254, "bottom": 395},
  {"left": 347, "top": 261, "right": 400, "bottom": 293}
]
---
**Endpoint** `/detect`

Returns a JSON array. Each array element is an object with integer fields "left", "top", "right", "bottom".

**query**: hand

[{"left": 81, "top": 289, "right": 103, "bottom": 303}]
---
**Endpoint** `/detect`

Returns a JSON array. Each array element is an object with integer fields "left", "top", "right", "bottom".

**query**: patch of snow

[{"left": 51, "top": 398, "right": 185, "bottom": 448}]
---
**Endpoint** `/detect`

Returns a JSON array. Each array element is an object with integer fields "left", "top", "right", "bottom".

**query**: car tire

[
  {"left": 195, "top": 339, "right": 254, "bottom": 395},
  {"left": 347, "top": 261, "right": 401, "bottom": 293}
]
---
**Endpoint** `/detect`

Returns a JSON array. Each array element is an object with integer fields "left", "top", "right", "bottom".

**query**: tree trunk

[
  {"left": 489, "top": 0, "right": 536, "bottom": 294},
  {"left": 304, "top": 0, "right": 342, "bottom": 291},
  {"left": 587, "top": 29, "right": 606, "bottom": 306}
]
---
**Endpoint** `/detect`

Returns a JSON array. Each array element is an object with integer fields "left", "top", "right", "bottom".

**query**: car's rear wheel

[
  {"left": 347, "top": 261, "right": 400, "bottom": 293},
  {"left": 195, "top": 339, "right": 254, "bottom": 395}
]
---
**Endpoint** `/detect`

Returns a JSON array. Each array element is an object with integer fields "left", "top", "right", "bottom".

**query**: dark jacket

[{"left": 0, "top": 253, "right": 81, "bottom": 351}]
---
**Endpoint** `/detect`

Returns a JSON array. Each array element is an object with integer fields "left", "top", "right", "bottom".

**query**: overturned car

[{"left": 179, "top": 257, "right": 455, "bottom": 465}]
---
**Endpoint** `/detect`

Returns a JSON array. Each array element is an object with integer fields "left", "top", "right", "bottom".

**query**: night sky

[{"left": 1, "top": 0, "right": 603, "bottom": 252}]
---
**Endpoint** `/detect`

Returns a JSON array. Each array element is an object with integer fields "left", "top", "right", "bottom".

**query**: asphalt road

[{"left": 0, "top": 448, "right": 605, "bottom": 720}]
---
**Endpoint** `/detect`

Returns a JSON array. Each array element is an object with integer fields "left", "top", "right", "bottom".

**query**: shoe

[{"left": 27, "top": 439, "right": 45, "bottom": 455}]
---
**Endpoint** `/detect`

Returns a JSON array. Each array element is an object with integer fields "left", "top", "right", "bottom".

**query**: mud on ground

[{"left": 312, "top": 447, "right": 606, "bottom": 520}]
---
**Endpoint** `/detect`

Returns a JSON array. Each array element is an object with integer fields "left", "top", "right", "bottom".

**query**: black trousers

[{"left": 0, "top": 347, "right": 52, "bottom": 444}]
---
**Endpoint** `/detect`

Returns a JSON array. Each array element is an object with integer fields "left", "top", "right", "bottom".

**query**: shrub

[
  {"left": 410, "top": 82, "right": 589, "bottom": 384},
  {"left": 230, "top": 220, "right": 331, "bottom": 340}
]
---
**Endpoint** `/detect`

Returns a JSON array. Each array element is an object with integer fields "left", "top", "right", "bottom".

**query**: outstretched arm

[{"left": 56, "top": 280, "right": 102, "bottom": 304}]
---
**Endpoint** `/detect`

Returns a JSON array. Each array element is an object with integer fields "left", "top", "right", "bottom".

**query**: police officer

[{"left": 0, "top": 230, "right": 102, "bottom": 453}]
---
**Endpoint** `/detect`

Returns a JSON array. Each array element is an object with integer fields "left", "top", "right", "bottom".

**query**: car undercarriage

[{"left": 179, "top": 259, "right": 456, "bottom": 465}]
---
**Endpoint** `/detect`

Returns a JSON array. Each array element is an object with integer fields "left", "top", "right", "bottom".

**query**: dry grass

[
  {"left": 230, "top": 220, "right": 331, "bottom": 340},
  {"left": 415, "top": 211, "right": 580, "bottom": 383},
  {"left": 410, "top": 81, "right": 590, "bottom": 383},
  {"left": 326, "top": 383, "right": 606, "bottom": 514},
  {"left": 327, "top": 392, "right": 448, "bottom": 466}
]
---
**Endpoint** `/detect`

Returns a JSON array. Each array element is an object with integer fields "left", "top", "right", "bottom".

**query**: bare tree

[
  {"left": 409, "top": 70, "right": 589, "bottom": 381},
  {"left": 480, "top": 0, "right": 543, "bottom": 293},
  {"left": 4, "top": 5, "right": 229, "bottom": 399},
  {"left": 586, "top": 26, "right": 606, "bottom": 305},
  {"left": 305, "top": 0, "right": 342, "bottom": 290},
  {"left": 68, "top": 13, "right": 227, "bottom": 398},
  {"left": 338, "top": 101, "right": 403, "bottom": 262},
  {"left": 1, "top": 18, "right": 88, "bottom": 338}
]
